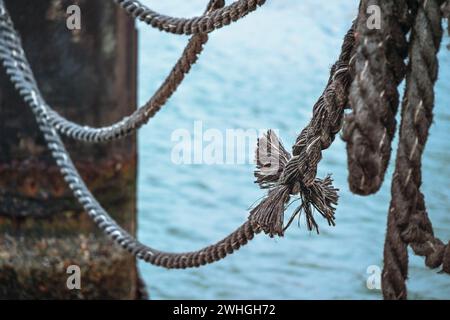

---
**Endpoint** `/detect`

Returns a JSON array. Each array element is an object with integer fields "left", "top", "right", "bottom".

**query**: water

[{"left": 136, "top": 0, "right": 450, "bottom": 299}]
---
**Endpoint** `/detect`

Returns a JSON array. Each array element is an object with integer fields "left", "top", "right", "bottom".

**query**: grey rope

[
  {"left": 0, "top": 0, "right": 261, "bottom": 269},
  {"left": 0, "top": 0, "right": 224, "bottom": 143},
  {"left": 114, "top": 0, "right": 267, "bottom": 35},
  {"left": 0, "top": 0, "right": 354, "bottom": 268}
]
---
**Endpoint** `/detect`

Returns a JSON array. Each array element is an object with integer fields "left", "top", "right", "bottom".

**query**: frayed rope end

[{"left": 251, "top": 130, "right": 339, "bottom": 236}]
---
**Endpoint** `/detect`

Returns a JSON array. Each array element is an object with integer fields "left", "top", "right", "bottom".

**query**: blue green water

[{"left": 136, "top": 0, "right": 450, "bottom": 299}]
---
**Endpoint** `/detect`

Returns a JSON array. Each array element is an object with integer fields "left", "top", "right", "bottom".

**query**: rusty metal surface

[{"left": 0, "top": 0, "right": 140, "bottom": 299}]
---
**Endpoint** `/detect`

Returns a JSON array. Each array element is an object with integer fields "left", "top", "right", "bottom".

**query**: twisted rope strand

[
  {"left": 0, "top": 0, "right": 223, "bottom": 143},
  {"left": 291, "top": 23, "right": 356, "bottom": 187},
  {"left": 1, "top": 0, "right": 448, "bottom": 293},
  {"left": 0, "top": 0, "right": 263, "bottom": 269},
  {"left": 249, "top": 25, "right": 355, "bottom": 236},
  {"left": 14, "top": 75, "right": 262, "bottom": 269},
  {"left": 342, "top": 0, "right": 410, "bottom": 195},
  {"left": 382, "top": 0, "right": 448, "bottom": 300},
  {"left": 114, "top": 0, "right": 267, "bottom": 35}
]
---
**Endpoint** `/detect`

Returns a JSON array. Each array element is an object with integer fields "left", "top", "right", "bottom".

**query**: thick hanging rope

[
  {"left": 382, "top": 0, "right": 449, "bottom": 300},
  {"left": 342, "top": 0, "right": 410, "bottom": 195},
  {"left": 0, "top": 0, "right": 224, "bottom": 143},
  {"left": 114, "top": 0, "right": 266, "bottom": 35},
  {"left": 0, "top": 1, "right": 354, "bottom": 269}
]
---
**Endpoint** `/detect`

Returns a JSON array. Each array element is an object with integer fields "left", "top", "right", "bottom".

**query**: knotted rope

[
  {"left": 0, "top": 0, "right": 224, "bottom": 143},
  {"left": 0, "top": 1, "right": 354, "bottom": 269},
  {"left": 115, "top": 0, "right": 267, "bottom": 35},
  {"left": 249, "top": 25, "right": 355, "bottom": 236},
  {"left": 342, "top": 0, "right": 410, "bottom": 195},
  {"left": 382, "top": 0, "right": 449, "bottom": 299}
]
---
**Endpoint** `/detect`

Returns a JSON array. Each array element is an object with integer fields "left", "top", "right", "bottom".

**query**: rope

[
  {"left": 342, "top": 0, "right": 410, "bottom": 195},
  {"left": 114, "top": 0, "right": 267, "bottom": 35},
  {"left": 443, "top": 1, "right": 450, "bottom": 36},
  {"left": 249, "top": 25, "right": 355, "bottom": 236},
  {"left": 382, "top": 0, "right": 449, "bottom": 300},
  {"left": 1, "top": 0, "right": 447, "bottom": 295},
  {"left": 0, "top": 0, "right": 263, "bottom": 269},
  {"left": 0, "top": 0, "right": 224, "bottom": 143},
  {"left": 291, "top": 24, "right": 355, "bottom": 187}
]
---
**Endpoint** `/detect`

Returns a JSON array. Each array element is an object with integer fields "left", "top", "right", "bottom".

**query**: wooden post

[{"left": 0, "top": 0, "right": 142, "bottom": 299}]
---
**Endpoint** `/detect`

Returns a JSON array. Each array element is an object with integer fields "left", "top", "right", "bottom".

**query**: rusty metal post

[{"left": 0, "top": 0, "right": 142, "bottom": 299}]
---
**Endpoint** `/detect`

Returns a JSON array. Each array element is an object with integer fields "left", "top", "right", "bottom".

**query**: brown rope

[
  {"left": 382, "top": 0, "right": 448, "bottom": 300},
  {"left": 249, "top": 25, "right": 355, "bottom": 237},
  {"left": 115, "top": 0, "right": 266, "bottom": 35},
  {"left": 443, "top": 1, "right": 450, "bottom": 36},
  {"left": 46, "top": 0, "right": 226, "bottom": 143},
  {"left": 342, "top": 0, "right": 410, "bottom": 195}
]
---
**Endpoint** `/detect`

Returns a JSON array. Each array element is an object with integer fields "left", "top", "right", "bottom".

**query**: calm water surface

[{"left": 136, "top": 0, "right": 450, "bottom": 299}]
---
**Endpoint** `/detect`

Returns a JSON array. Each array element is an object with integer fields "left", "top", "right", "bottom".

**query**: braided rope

[
  {"left": 0, "top": 0, "right": 224, "bottom": 143},
  {"left": 0, "top": 1, "right": 358, "bottom": 268},
  {"left": 1, "top": 0, "right": 446, "bottom": 293},
  {"left": 291, "top": 23, "right": 356, "bottom": 187},
  {"left": 342, "top": 0, "right": 410, "bottom": 195},
  {"left": 249, "top": 25, "right": 356, "bottom": 237},
  {"left": 14, "top": 83, "right": 262, "bottom": 269},
  {"left": 443, "top": 1, "right": 450, "bottom": 36},
  {"left": 114, "top": 0, "right": 267, "bottom": 35},
  {"left": 0, "top": 0, "right": 262, "bottom": 269},
  {"left": 382, "top": 0, "right": 449, "bottom": 299}
]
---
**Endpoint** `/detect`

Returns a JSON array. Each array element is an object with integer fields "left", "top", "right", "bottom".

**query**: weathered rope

[
  {"left": 342, "top": 0, "right": 410, "bottom": 195},
  {"left": 0, "top": 0, "right": 224, "bottom": 143},
  {"left": 382, "top": 0, "right": 449, "bottom": 300},
  {"left": 0, "top": 1, "right": 354, "bottom": 269},
  {"left": 249, "top": 25, "right": 355, "bottom": 237},
  {"left": 114, "top": 0, "right": 266, "bottom": 35},
  {"left": 291, "top": 24, "right": 355, "bottom": 187},
  {"left": 1, "top": 0, "right": 447, "bottom": 295},
  {"left": 0, "top": 0, "right": 261, "bottom": 269}
]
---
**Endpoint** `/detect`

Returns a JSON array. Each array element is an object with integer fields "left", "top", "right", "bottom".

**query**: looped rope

[
  {"left": 0, "top": 0, "right": 225, "bottom": 143},
  {"left": 114, "top": 0, "right": 267, "bottom": 35},
  {"left": 342, "top": 0, "right": 410, "bottom": 195}
]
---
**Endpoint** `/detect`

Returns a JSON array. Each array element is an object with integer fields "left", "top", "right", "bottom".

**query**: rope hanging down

[
  {"left": 0, "top": 0, "right": 354, "bottom": 269},
  {"left": 0, "top": 0, "right": 224, "bottom": 143},
  {"left": 342, "top": 0, "right": 410, "bottom": 195},
  {"left": 250, "top": 24, "right": 355, "bottom": 236},
  {"left": 0, "top": 0, "right": 448, "bottom": 299},
  {"left": 381, "top": 0, "right": 450, "bottom": 300},
  {"left": 114, "top": 0, "right": 267, "bottom": 35}
]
